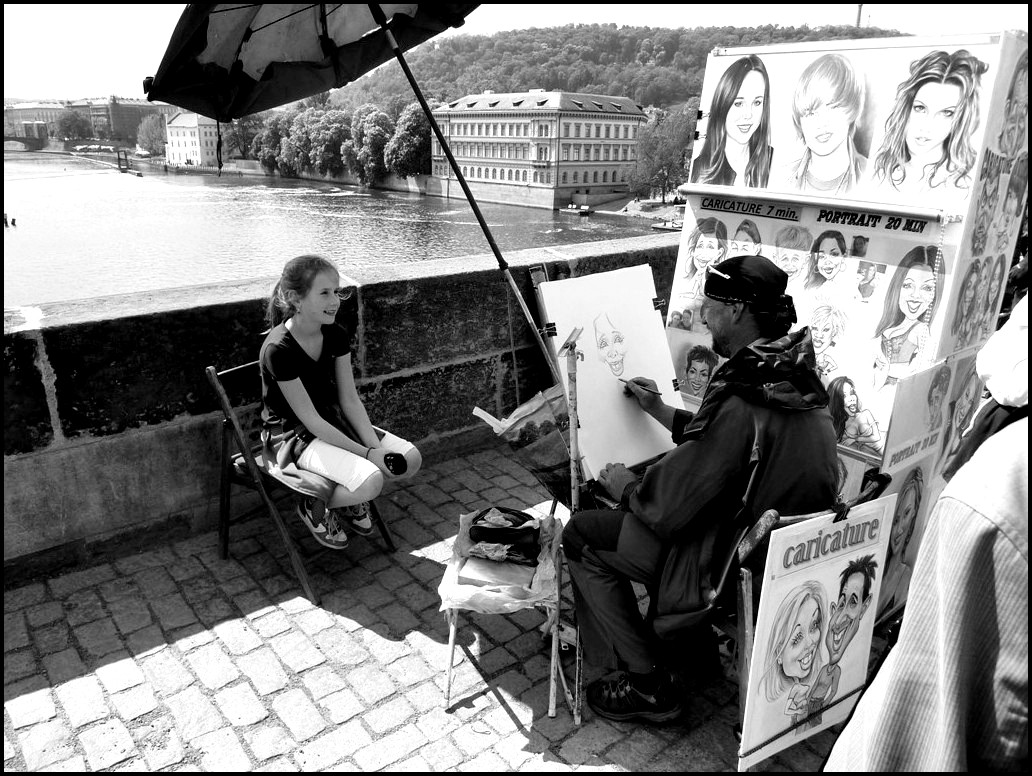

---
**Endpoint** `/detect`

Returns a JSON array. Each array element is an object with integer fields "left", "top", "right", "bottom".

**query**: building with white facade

[
  {"left": 429, "top": 89, "right": 647, "bottom": 209},
  {"left": 165, "top": 111, "right": 221, "bottom": 166}
]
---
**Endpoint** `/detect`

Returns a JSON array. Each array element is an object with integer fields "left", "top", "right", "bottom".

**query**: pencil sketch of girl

[
  {"left": 997, "top": 49, "right": 1028, "bottom": 158},
  {"left": 594, "top": 311, "right": 628, "bottom": 377},
  {"left": 878, "top": 466, "right": 924, "bottom": 616},
  {"left": 730, "top": 218, "right": 764, "bottom": 256},
  {"left": 869, "top": 49, "right": 988, "bottom": 197},
  {"left": 777, "top": 53, "right": 867, "bottom": 195},
  {"left": 949, "top": 258, "right": 982, "bottom": 349},
  {"left": 810, "top": 304, "right": 847, "bottom": 382},
  {"left": 872, "top": 246, "right": 945, "bottom": 389},
  {"left": 691, "top": 55, "right": 773, "bottom": 188},
  {"left": 761, "top": 580, "right": 828, "bottom": 732},
  {"left": 675, "top": 217, "right": 728, "bottom": 333},
  {"left": 804, "top": 230, "right": 850, "bottom": 294},
  {"left": 828, "top": 376, "right": 884, "bottom": 457}
]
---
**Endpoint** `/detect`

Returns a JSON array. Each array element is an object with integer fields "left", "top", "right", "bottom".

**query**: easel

[{"left": 555, "top": 327, "right": 585, "bottom": 724}]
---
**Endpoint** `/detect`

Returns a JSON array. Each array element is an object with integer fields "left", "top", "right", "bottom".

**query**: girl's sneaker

[
  {"left": 297, "top": 498, "right": 349, "bottom": 549},
  {"left": 335, "top": 502, "right": 374, "bottom": 536}
]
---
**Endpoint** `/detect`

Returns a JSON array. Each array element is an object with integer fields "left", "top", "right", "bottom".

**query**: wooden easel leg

[{"left": 368, "top": 500, "right": 396, "bottom": 552}]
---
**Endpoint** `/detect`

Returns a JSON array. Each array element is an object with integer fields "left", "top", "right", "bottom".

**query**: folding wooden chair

[{"left": 205, "top": 360, "right": 396, "bottom": 606}]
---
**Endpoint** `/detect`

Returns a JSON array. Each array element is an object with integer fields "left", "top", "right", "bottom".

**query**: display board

[{"left": 672, "top": 30, "right": 1027, "bottom": 630}]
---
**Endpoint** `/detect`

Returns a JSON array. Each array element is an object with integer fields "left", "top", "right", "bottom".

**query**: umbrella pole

[{"left": 372, "top": 8, "right": 562, "bottom": 386}]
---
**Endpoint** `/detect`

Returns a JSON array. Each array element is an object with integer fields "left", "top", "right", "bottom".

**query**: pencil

[{"left": 619, "top": 378, "right": 662, "bottom": 395}]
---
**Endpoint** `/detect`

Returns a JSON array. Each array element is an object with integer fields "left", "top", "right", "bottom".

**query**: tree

[
  {"left": 629, "top": 104, "right": 696, "bottom": 201},
  {"left": 341, "top": 104, "right": 394, "bottom": 185},
  {"left": 224, "top": 114, "right": 263, "bottom": 160},
  {"left": 308, "top": 110, "right": 351, "bottom": 176},
  {"left": 384, "top": 102, "right": 433, "bottom": 178},
  {"left": 56, "top": 109, "right": 92, "bottom": 140},
  {"left": 250, "top": 111, "right": 295, "bottom": 172},
  {"left": 136, "top": 114, "right": 166, "bottom": 156}
]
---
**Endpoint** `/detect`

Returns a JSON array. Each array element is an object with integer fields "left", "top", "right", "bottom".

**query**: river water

[{"left": 3, "top": 153, "right": 654, "bottom": 308}]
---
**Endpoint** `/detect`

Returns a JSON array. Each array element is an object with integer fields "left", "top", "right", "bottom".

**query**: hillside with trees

[{"left": 327, "top": 23, "right": 904, "bottom": 113}]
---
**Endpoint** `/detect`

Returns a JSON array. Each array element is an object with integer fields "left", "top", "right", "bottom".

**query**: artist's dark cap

[{"left": 704, "top": 254, "right": 791, "bottom": 310}]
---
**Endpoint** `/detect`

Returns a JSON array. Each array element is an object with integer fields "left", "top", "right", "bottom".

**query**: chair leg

[
  {"left": 368, "top": 500, "right": 396, "bottom": 552},
  {"left": 548, "top": 604, "right": 559, "bottom": 718},
  {"left": 445, "top": 609, "right": 458, "bottom": 708},
  {"left": 218, "top": 423, "right": 232, "bottom": 560},
  {"left": 737, "top": 568, "right": 755, "bottom": 735}
]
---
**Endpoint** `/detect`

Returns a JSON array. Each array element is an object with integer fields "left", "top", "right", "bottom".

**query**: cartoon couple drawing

[{"left": 761, "top": 556, "right": 878, "bottom": 733}]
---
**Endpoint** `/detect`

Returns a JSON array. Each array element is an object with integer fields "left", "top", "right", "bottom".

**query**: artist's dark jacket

[{"left": 624, "top": 327, "right": 839, "bottom": 634}]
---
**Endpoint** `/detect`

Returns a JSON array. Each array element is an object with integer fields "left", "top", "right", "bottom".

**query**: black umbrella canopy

[{"left": 144, "top": 3, "right": 480, "bottom": 121}]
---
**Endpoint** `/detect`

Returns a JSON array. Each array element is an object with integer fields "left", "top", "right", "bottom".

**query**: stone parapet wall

[{"left": 3, "top": 234, "right": 680, "bottom": 574}]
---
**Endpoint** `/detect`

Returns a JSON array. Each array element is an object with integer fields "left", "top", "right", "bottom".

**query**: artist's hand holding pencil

[{"left": 620, "top": 376, "right": 677, "bottom": 433}]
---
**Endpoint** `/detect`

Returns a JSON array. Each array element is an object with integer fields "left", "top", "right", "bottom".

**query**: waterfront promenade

[{"left": 3, "top": 440, "right": 843, "bottom": 772}]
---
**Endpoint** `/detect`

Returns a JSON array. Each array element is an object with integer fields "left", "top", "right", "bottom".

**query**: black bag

[{"left": 467, "top": 507, "right": 540, "bottom": 566}]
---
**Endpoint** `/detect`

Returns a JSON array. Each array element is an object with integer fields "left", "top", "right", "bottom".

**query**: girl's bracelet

[{"left": 363, "top": 447, "right": 371, "bottom": 459}]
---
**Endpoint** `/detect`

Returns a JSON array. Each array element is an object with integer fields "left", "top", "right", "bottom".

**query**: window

[
  {"left": 508, "top": 169, "right": 513, "bottom": 180},
  {"left": 562, "top": 145, "right": 569, "bottom": 161},
  {"left": 522, "top": 170, "right": 527, "bottom": 181},
  {"left": 593, "top": 171, "right": 599, "bottom": 183},
  {"left": 573, "top": 148, "right": 580, "bottom": 161},
  {"left": 574, "top": 124, "right": 581, "bottom": 138},
  {"left": 605, "top": 125, "right": 610, "bottom": 139},
  {"left": 603, "top": 171, "right": 608, "bottom": 182},
  {"left": 622, "top": 147, "right": 628, "bottom": 161},
  {"left": 604, "top": 147, "right": 610, "bottom": 161},
  {"left": 573, "top": 171, "right": 579, "bottom": 183},
  {"left": 562, "top": 172, "right": 568, "bottom": 183},
  {"left": 533, "top": 171, "right": 538, "bottom": 183},
  {"left": 623, "top": 126, "right": 629, "bottom": 139},
  {"left": 563, "top": 123, "right": 570, "bottom": 137},
  {"left": 492, "top": 168, "right": 497, "bottom": 179}
]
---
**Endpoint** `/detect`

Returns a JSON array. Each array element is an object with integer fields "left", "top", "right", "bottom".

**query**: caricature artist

[{"left": 562, "top": 254, "right": 839, "bottom": 723}]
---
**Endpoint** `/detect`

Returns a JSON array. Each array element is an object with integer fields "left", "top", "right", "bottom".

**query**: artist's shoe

[
  {"left": 297, "top": 498, "right": 349, "bottom": 549},
  {"left": 586, "top": 671, "right": 684, "bottom": 724},
  {"left": 333, "top": 502, "right": 374, "bottom": 536}
]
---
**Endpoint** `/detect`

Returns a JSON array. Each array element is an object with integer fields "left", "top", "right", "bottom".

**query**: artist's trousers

[{"left": 563, "top": 508, "right": 663, "bottom": 673}]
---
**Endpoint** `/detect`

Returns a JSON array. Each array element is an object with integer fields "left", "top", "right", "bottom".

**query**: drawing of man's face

[
  {"left": 816, "top": 236, "right": 846, "bottom": 279},
  {"left": 956, "top": 376, "right": 981, "bottom": 429},
  {"left": 594, "top": 314, "right": 627, "bottom": 376},
  {"left": 927, "top": 384, "right": 946, "bottom": 427},
  {"left": 897, "top": 265, "right": 936, "bottom": 321},
  {"left": 782, "top": 595, "right": 821, "bottom": 681},
  {"left": 725, "top": 69, "right": 766, "bottom": 147},
  {"left": 906, "top": 82, "right": 961, "bottom": 160},
  {"left": 691, "top": 234, "right": 724, "bottom": 273},
  {"left": 972, "top": 179, "right": 999, "bottom": 254},
  {"left": 826, "top": 571, "right": 869, "bottom": 665},
  {"left": 775, "top": 248, "right": 808, "bottom": 280},
  {"left": 800, "top": 102, "right": 851, "bottom": 158},
  {"left": 685, "top": 360, "right": 712, "bottom": 397}
]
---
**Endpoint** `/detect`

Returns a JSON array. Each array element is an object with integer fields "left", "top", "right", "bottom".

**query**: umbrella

[{"left": 144, "top": 3, "right": 562, "bottom": 383}]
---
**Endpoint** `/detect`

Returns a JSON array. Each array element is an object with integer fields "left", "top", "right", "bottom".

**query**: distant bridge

[{"left": 3, "top": 136, "right": 45, "bottom": 151}]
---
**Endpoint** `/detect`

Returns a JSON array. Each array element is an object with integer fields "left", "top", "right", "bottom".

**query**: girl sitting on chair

[{"left": 260, "top": 254, "right": 422, "bottom": 549}]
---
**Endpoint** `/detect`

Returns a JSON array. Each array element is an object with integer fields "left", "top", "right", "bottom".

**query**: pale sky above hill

[{"left": 4, "top": 4, "right": 1028, "bottom": 101}]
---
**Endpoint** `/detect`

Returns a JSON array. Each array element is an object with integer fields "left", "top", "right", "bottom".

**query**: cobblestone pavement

[{"left": 4, "top": 442, "right": 843, "bottom": 772}]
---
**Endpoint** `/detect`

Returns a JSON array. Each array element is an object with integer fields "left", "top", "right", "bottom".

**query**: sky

[{"left": 4, "top": 4, "right": 1028, "bottom": 101}]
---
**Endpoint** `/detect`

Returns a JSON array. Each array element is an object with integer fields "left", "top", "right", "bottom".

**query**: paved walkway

[{"left": 3, "top": 442, "right": 842, "bottom": 772}]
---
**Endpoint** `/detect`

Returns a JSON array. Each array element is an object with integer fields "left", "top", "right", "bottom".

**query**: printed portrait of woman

[
  {"left": 949, "top": 258, "right": 982, "bottom": 349},
  {"left": 730, "top": 218, "right": 764, "bottom": 256},
  {"left": 828, "top": 376, "right": 884, "bottom": 457},
  {"left": 691, "top": 55, "right": 773, "bottom": 188},
  {"left": 777, "top": 53, "right": 867, "bottom": 195},
  {"left": 804, "top": 230, "right": 850, "bottom": 294},
  {"left": 872, "top": 245, "right": 945, "bottom": 389},
  {"left": 855, "top": 260, "right": 881, "bottom": 302},
  {"left": 993, "top": 152, "right": 1028, "bottom": 254},
  {"left": 810, "top": 305, "right": 847, "bottom": 382},
  {"left": 970, "top": 172, "right": 1000, "bottom": 257},
  {"left": 761, "top": 580, "right": 828, "bottom": 732},
  {"left": 878, "top": 465, "right": 924, "bottom": 616},
  {"left": 869, "top": 49, "right": 988, "bottom": 198},
  {"left": 997, "top": 49, "right": 1028, "bottom": 158},
  {"left": 593, "top": 311, "right": 628, "bottom": 377},
  {"left": 939, "top": 361, "right": 983, "bottom": 475},
  {"left": 926, "top": 365, "right": 952, "bottom": 433},
  {"left": 674, "top": 217, "right": 728, "bottom": 333},
  {"left": 682, "top": 344, "right": 719, "bottom": 399}
]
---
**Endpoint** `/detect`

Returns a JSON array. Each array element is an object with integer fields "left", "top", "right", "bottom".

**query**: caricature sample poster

[
  {"left": 740, "top": 495, "right": 894, "bottom": 769},
  {"left": 537, "top": 265, "right": 678, "bottom": 480}
]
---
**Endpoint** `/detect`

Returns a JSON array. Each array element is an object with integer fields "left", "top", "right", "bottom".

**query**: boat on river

[
  {"left": 650, "top": 204, "right": 685, "bottom": 231},
  {"left": 559, "top": 203, "right": 592, "bottom": 216}
]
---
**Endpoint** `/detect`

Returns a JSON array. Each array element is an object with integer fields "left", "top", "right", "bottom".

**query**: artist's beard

[{"left": 712, "top": 337, "right": 732, "bottom": 359}]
